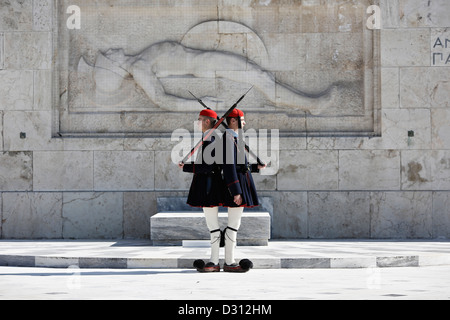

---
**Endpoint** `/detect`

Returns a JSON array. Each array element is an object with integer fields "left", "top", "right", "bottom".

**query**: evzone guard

[
  {"left": 218, "top": 108, "right": 266, "bottom": 272},
  {"left": 179, "top": 106, "right": 265, "bottom": 272}
]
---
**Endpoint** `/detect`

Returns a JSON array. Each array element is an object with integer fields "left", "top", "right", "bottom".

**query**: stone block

[
  {"left": 0, "top": 33, "right": 3, "bottom": 69},
  {"left": 379, "top": 0, "right": 399, "bottom": 29},
  {"left": 4, "top": 32, "right": 52, "bottom": 69},
  {"left": 398, "top": 0, "right": 450, "bottom": 28},
  {"left": 79, "top": 257, "right": 127, "bottom": 269},
  {"left": 0, "top": 152, "right": 32, "bottom": 191},
  {"left": 400, "top": 67, "right": 450, "bottom": 109},
  {"left": 123, "top": 192, "right": 188, "bottom": 239},
  {"left": 0, "top": 0, "right": 33, "bottom": 31},
  {"left": 308, "top": 192, "right": 371, "bottom": 238},
  {"left": 330, "top": 257, "right": 376, "bottom": 269},
  {"left": 432, "top": 109, "right": 450, "bottom": 149},
  {"left": 268, "top": 192, "right": 307, "bottom": 239},
  {"left": 33, "top": 0, "right": 52, "bottom": 32},
  {"left": 62, "top": 192, "right": 123, "bottom": 239},
  {"left": 94, "top": 151, "right": 154, "bottom": 191},
  {"left": 431, "top": 151, "right": 450, "bottom": 190},
  {"left": 33, "top": 151, "right": 93, "bottom": 191},
  {"left": 155, "top": 151, "right": 191, "bottom": 190},
  {"left": 151, "top": 212, "right": 271, "bottom": 246},
  {"left": 432, "top": 192, "right": 450, "bottom": 239},
  {"left": 277, "top": 150, "right": 338, "bottom": 190},
  {"left": 35, "top": 256, "right": 79, "bottom": 268},
  {"left": 339, "top": 150, "right": 400, "bottom": 190},
  {"left": 381, "top": 29, "right": 429, "bottom": 67},
  {"left": 34, "top": 70, "right": 52, "bottom": 110},
  {"left": 376, "top": 109, "right": 431, "bottom": 150},
  {"left": 370, "top": 192, "right": 432, "bottom": 238},
  {"left": 401, "top": 150, "right": 433, "bottom": 190},
  {"left": 62, "top": 138, "right": 124, "bottom": 152},
  {"left": 381, "top": 67, "right": 399, "bottom": 109},
  {"left": 128, "top": 258, "right": 178, "bottom": 269},
  {"left": 2, "top": 193, "right": 63, "bottom": 239},
  {"left": 355, "top": 109, "right": 431, "bottom": 150},
  {"left": 123, "top": 192, "right": 156, "bottom": 240},
  {"left": 281, "top": 258, "right": 330, "bottom": 269},
  {"left": 0, "top": 193, "right": 2, "bottom": 238},
  {"left": 0, "top": 255, "right": 34, "bottom": 267},
  {"left": 3, "top": 111, "right": 62, "bottom": 151},
  {"left": 376, "top": 256, "right": 419, "bottom": 267},
  {"left": 401, "top": 151, "right": 450, "bottom": 191},
  {"left": 0, "top": 119, "right": 3, "bottom": 157},
  {"left": 0, "top": 71, "right": 33, "bottom": 110}
]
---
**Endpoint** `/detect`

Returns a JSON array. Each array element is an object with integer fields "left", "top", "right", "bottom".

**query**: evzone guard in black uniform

[
  {"left": 180, "top": 108, "right": 265, "bottom": 272},
  {"left": 219, "top": 108, "right": 265, "bottom": 272},
  {"left": 179, "top": 108, "right": 224, "bottom": 272},
  {"left": 181, "top": 107, "right": 265, "bottom": 272}
]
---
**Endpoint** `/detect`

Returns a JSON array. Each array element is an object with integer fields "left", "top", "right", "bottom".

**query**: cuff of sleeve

[{"left": 227, "top": 180, "right": 242, "bottom": 196}]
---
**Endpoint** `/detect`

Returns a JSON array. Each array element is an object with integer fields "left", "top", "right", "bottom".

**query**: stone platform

[
  {"left": 151, "top": 212, "right": 271, "bottom": 246},
  {"left": 1, "top": 240, "right": 450, "bottom": 270}
]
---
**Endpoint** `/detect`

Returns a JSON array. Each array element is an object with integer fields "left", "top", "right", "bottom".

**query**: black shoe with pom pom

[
  {"left": 223, "top": 259, "right": 253, "bottom": 273},
  {"left": 193, "top": 260, "right": 220, "bottom": 272}
]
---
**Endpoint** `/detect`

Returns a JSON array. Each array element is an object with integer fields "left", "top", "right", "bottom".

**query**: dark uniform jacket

[
  {"left": 221, "top": 129, "right": 259, "bottom": 208},
  {"left": 183, "top": 131, "right": 225, "bottom": 207}
]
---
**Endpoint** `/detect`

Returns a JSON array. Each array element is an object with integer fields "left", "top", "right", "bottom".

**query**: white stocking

[
  {"left": 224, "top": 207, "right": 244, "bottom": 265},
  {"left": 203, "top": 207, "right": 220, "bottom": 265}
]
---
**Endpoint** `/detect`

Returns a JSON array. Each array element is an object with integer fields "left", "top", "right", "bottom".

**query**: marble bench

[{"left": 150, "top": 211, "right": 271, "bottom": 246}]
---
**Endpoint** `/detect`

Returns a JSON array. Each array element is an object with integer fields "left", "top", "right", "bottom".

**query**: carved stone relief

[{"left": 55, "top": 0, "right": 380, "bottom": 137}]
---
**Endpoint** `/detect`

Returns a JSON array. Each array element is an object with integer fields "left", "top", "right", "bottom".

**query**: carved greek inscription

[{"left": 432, "top": 35, "right": 450, "bottom": 66}]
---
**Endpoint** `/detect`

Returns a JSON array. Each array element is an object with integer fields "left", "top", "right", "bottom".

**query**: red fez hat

[
  {"left": 227, "top": 108, "right": 244, "bottom": 118},
  {"left": 199, "top": 109, "right": 218, "bottom": 119}
]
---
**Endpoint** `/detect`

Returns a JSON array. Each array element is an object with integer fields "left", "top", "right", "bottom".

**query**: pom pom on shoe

[
  {"left": 239, "top": 259, "right": 253, "bottom": 271},
  {"left": 193, "top": 259, "right": 205, "bottom": 270}
]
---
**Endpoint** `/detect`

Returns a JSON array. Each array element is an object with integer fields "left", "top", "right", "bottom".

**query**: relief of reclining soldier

[{"left": 77, "top": 41, "right": 342, "bottom": 116}]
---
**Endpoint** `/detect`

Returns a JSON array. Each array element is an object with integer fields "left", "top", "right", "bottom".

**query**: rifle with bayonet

[
  {"left": 187, "top": 89, "right": 266, "bottom": 168},
  {"left": 181, "top": 87, "right": 253, "bottom": 164}
]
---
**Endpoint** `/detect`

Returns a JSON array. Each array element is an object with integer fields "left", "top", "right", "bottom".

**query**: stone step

[
  {"left": 151, "top": 211, "right": 271, "bottom": 246},
  {"left": 2, "top": 240, "right": 450, "bottom": 270}
]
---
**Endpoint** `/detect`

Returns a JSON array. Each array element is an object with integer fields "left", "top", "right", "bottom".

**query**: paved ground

[
  {"left": 0, "top": 239, "right": 450, "bottom": 300},
  {"left": 1, "top": 266, "right": 450, "bottom": 300}
]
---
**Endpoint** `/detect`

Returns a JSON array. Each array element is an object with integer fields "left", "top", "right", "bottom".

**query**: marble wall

[{"left": 0, "top": 0, "right": 449, "bottom": 240}]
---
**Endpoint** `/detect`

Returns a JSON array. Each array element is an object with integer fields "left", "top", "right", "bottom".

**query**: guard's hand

[
  {"left": 258, "top": 163, "right": 267, "bottom": 170},
  {"left": 178, "top": 162, "right": 184, "bottom": 169},
  {"left": 234, "top": 194, "right": 242, "bottom": 206}
]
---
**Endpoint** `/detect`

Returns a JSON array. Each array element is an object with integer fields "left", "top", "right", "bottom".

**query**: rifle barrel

[{"left": 182, "top": 86, "right": 265, "bottom": 166}]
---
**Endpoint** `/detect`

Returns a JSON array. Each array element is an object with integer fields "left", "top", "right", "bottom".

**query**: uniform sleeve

[
  {"left": 182, "top": 139, "right": 217, "bottom": 174},
  {"left": 222, "top": 132, "right": 242, "bottom": 196},
  {"left": 182, "top": 163, "right": 194, "bottom": 173}
]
